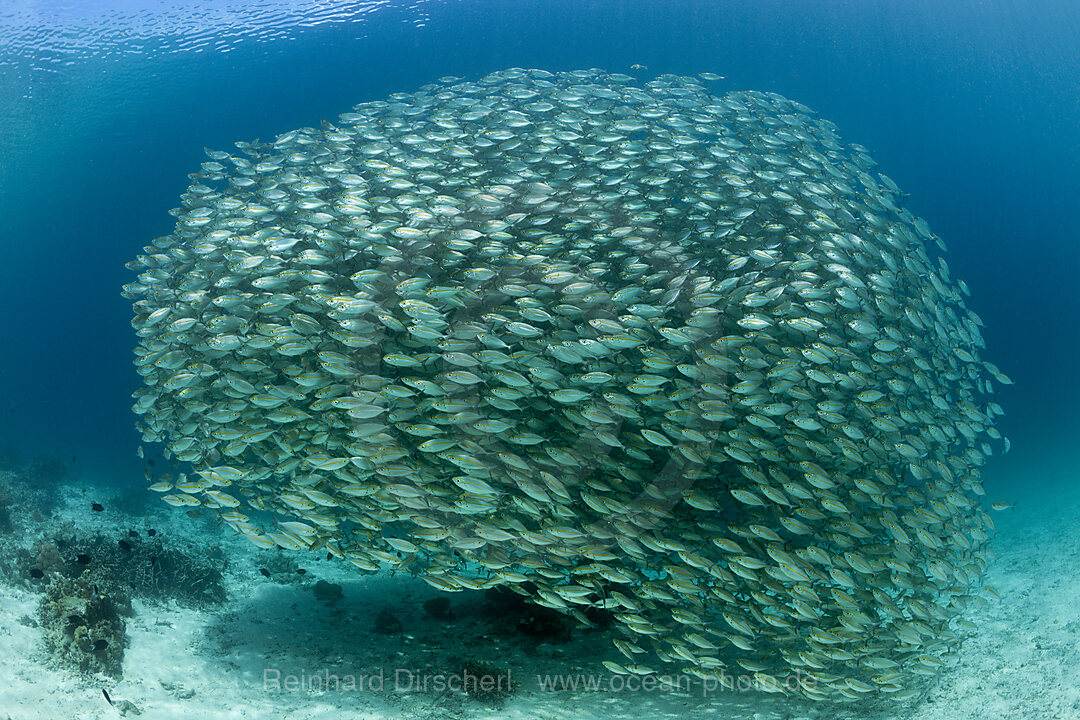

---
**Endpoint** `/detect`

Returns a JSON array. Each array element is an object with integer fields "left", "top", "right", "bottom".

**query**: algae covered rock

[{"left": 38, "top": 575, "right": 129, "bottom": 678}]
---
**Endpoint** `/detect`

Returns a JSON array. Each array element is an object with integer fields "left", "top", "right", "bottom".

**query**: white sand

[
  {"left": 1, "top": 462, "right": 1075, "bottom": 720},
  {"left": 900, "top": 470, "right": 1080, "bottom": 720}
]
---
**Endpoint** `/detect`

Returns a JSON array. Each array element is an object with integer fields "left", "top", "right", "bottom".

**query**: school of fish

[{"left": 124, "top": 68, "right": 1010, "bottom": 701}]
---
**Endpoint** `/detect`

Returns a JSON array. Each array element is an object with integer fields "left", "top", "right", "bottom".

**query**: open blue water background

[{"left": 0, "top": 0, "right": 1076, "bottom": 494}]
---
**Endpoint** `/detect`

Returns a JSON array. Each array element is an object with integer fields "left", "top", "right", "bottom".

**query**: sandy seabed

[{"left": 0, "top": 463, "right": 1076, "bottom": 720}]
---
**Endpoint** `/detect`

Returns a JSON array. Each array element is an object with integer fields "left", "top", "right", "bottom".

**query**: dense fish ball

[{"left": 125, "top": 68, "right": 1007, "bottom": 701}]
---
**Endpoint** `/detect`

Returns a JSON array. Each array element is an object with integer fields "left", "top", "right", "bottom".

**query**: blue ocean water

[
  {"left": 1, "top": 0, "right": 1076, "bottom": 491},
  {"left": 1, "top": 1, "right": 1079, "bottom": 716}
]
